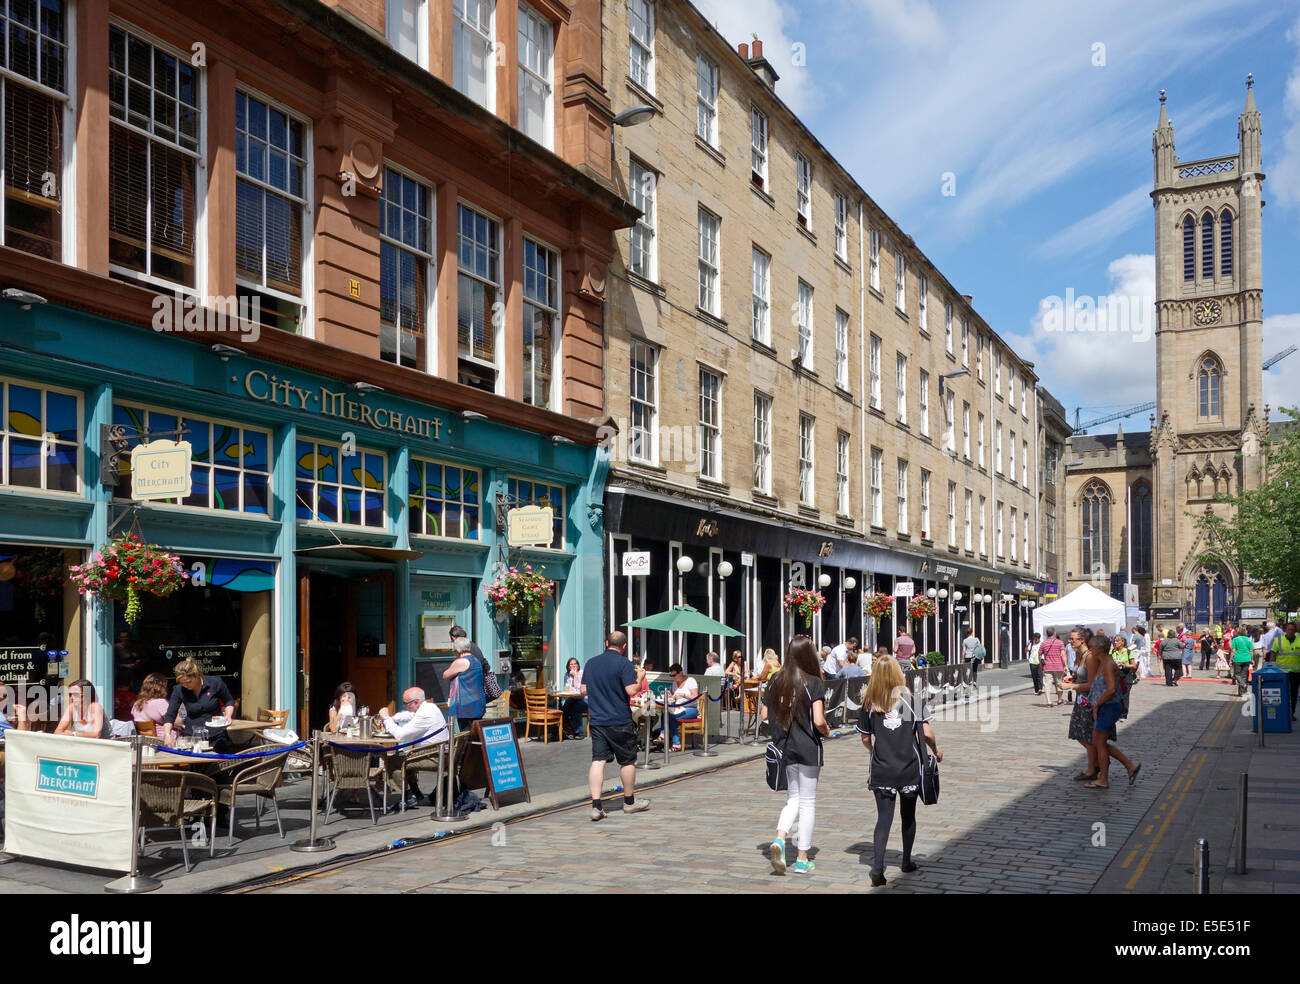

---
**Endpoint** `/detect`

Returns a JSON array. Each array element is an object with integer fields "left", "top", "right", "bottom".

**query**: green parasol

[{"left": 625, "top": 605, "right": 744, "bottom": 636}]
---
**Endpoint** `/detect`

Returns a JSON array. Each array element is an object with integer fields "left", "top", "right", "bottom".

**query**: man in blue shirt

[{"left": 582, "top": 631, "right": 651, "bottom": 821}]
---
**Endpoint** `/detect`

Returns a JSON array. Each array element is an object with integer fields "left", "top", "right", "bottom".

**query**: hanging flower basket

[
  {"left": 484, "top": 564, "right": 555, "bottom": 625},
  {"left": 783, "top": 587, "right": 826, "bottom": 619},
  {"left": 908, "top": 596, "right": 937, "bottom": 620},
  {"left": 863, "top": 592, "right": 894, "bottom": 628},
  {"left": 67, "top": 534, "right": 189, "bottom": 626}
]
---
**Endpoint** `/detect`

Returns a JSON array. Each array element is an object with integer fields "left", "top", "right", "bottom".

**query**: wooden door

[
  {"left": 346, "top": 572, "right": 396, "bottom": 713},
  {"left": 297, "top": 573, "right": 311, "bottom": 737}
]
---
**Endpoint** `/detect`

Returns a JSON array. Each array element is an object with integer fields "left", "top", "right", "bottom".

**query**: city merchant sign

[{"left": 242, "top": 370, "right": 445, "bottom": 440}]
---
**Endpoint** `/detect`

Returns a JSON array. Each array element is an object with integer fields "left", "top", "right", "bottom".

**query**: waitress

[{"left": 164, "top": 658, "right": 235, "bottom": 751}]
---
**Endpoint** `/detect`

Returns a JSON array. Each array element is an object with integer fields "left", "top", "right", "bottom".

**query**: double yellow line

[{"left": 1119, "top": 699, "right": 1237, "bottom": 891}]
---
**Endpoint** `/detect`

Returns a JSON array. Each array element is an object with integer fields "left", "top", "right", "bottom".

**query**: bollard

[
  {"left": 1236, "top": 773, "right": 1248, "bottom": 875},
  {"left": 662, "top": 697, "right": 672, "bottom": 768},
  {"left": 641, "top": 706, "right": 661, "bottom": 771},
  {"left": 1194, "top": 838, "right": 1210, "bottom": 894},
  {"left": 291, "top": 732, "right": 337, "bottom": 853},
  {"left": 105, "top": 736, "right": 164, "bottom": 892},
  {"left": 694, "top": 695, "right": 718, "bottom": 758},
  {"left": 433, "top": 725, "right": 467, "bottom": 823}
]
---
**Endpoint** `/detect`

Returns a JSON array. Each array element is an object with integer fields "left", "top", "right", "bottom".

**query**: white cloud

[
  {"left": 1271, "top": 15, "right": 1300, "bottom": 212},
  {"left": 1263, "top": 313, "right": 1300, "bottom": 415},
  {"left": 692, "top": 0, "right": 814, "bottom": 115},
  {"left": 850, "top": 0, "right": 948, "bottom": 51}
]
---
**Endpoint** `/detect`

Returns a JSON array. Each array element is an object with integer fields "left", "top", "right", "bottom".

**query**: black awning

[{"left": 294, "top": 544, "right": 424, "bottom": 562}]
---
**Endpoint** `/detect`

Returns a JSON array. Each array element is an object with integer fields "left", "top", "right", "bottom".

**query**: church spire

[
  {"left": 1154, "top": 89, "right": 1176, "bottom": 186},
  {"left": 1239, "top": 73, "right": 1261, "bottom": 172}
]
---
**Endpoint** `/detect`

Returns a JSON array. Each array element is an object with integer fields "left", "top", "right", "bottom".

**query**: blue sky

[{"left": 695, "top": 0, "right": 1300, "bottom": 428}]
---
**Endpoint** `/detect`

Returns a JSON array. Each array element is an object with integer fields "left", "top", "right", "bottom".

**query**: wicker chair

[
  {"left": 215, "top": 745, "right": 290, "bottom": 844},
  {"left": 523, "top": 688, "right": 563, "bottom": 743},
  {"left": 257, "top": 708, "right": 289, "bottom": 728},
  {"left": 397, "top": 738, "right": 449, "bottom": 804},
  {"left": 138, "top": 769, "right": 218, "bottom": 873},
  {"left": 321, "top": 744, "right": 384, "bottom": 825}
]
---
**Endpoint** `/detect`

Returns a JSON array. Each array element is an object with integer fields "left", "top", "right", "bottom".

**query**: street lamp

[
  {"left": 938, "top": 588, "right": 949, "bottom": 599},
  {"left": 818, "top": 573, "right": 832, "bottom": 588},
  {"left": 675, "top": 554, "right": 694, "bottom": 664},
  {"left": 844, "top": 576, "right": 856, "bottom": 591},
  {"left": 926, "top": 587, "right": 938, "bottom": 598},
  {"left": 610, "top": 104, "right": 658, "bottom": 165}
]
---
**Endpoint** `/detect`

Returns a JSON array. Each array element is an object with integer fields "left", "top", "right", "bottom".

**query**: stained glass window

[
  {"left": 408, "top": 458, "right": 481, "bottom": 539},
  {"left": 294, "top": 438, "right": 385, "bottom": 527},
  {"left": 3, "top": 380, "right": 79, "bottom": 492}
]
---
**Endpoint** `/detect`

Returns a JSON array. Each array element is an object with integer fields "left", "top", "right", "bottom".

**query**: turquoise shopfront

[{"left": 0, "top": 303, "right": 607, "bottom": 733}]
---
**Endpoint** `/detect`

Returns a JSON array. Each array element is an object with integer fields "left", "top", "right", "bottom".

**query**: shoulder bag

[
  {"left": 479, "top": 653, "right": 503, "bottom": 702},
  {"left": 765, "top": 731, "right": 791, "bottom": 791},
  {"left": 911, "top": 701, "right": 940, "bottom": 805}
]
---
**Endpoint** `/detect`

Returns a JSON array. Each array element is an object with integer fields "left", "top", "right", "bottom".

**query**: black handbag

[
  {"left": 479, "top": 654, "right": 503, "bottom": 702},
  {"left": 765, "top": 732, "right": 791, "bottom": 791},
  {"left": 912, "top": 710, "right": 940, "bottom": 805}
]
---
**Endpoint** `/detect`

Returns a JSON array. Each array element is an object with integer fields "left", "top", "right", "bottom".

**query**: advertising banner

[{"left": 2, "top": 730, "right": 134, "bottom": 872}]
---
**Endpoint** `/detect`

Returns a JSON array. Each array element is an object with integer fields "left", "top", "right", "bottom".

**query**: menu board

[
  {"left": 473, "top": 718, "right": 530, "bottom": 809},
  {"left": 0, "top": 647, "right": 44, "bottom": 683}
]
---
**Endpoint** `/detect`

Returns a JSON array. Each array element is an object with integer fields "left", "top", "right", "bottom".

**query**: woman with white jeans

[{"left": 761, "top": 636, "right": 830, "bottom": 875}]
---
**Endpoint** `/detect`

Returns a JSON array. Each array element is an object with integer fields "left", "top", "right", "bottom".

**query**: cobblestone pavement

[{"left": 247, "top": 677, "right": 1235, "bottom": 894}]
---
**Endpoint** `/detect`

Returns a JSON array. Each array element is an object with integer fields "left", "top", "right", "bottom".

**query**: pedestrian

[
  {"left": 1159, "top": 629, "right": 1183, "bottom": 687},
  {"left": 1039, "top": 627, "right": 1068, "bottom": 707},
  {"left": 1270, "top": 622, "right": 1300, "bottom": 720},
  {"left": 1064, "top": 627, "right": 1099, "bottom": 780},
  {"left": 444, "top": 636, "right": 486, "bottom": 732},
  {"left": 1066, "top": 634, "right": 1141, "bottom": 789},
  {"left": 584, "top": 631, "right": 650, "bottom": 821},
  {"left": 830, "top": 637, "right": 859, "bottom": 674},
  {"left": 1132, "top": 625, "right": 1152, "bottom": 679},
  {"left": 1261, "top": 620, "right": 1283, "bottom": 655},
  {"left": 1027, "top": 632, "right": 1043, "bottom": 695},
  {"left": 961, "top": 625, "right": 983, "bottom": 684},
  {"left": 821, "top": 645, "right": 839, "bottom": 678},
  {"left": 1181, "top": 630, "right": 1196, "bottom": 678},
  {"left": 1111, "top": 634, "right": 1137, "bottom": 720},
  {"left": 1229, "top": 628, "right": 1254, "bottom": 696},
  {"left": 1200, "top": 630, "right": 1215, "bottom": 672},
  {"left": 893, "top": 627, "right": 916, "bottom": 668},
  {"left": 857, "top": 654, "right": 941, "bottom": 886},
  {"left": 763, "top": 635, "right": 829, "bottom": 875},
  {"left": 1251, "top": 627, "right": 1266, "bottom": 671}
]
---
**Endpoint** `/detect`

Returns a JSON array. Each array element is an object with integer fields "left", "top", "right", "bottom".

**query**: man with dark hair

[
  {"left": 1040, "top": 627, "right": 1069, "bottom": 707},
  {"left": 448, "top": 624, "right": 493, "bottom": 683},
  {"left": 583, "top": 631, "right": 650, "bottom": 821}
]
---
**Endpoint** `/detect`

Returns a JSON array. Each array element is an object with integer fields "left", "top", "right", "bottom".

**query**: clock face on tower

[{"left": 1194, "top": 300, "right": 1222, "bottom": 326}]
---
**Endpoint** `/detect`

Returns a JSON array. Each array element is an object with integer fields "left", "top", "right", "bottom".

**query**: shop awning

[{"left": 294, "top": 545, "right": 424, "bottom": 562}]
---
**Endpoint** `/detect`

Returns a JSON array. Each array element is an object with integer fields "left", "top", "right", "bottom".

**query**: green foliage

[
  {"left": 925, "top": 651, "right": 945, "bottom": 666},
  {"left": 1194, "top": 409, "right": 1300, "bottom": 611}
]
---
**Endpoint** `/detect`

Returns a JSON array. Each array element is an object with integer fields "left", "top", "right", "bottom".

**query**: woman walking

[
  {"left": 857, "top": 655, "right": 941, "bottom": 886},
  {"left": 1027, "top": 633, "right": 1043, "bottom": 695},
  {"left": 762, "top": 636, "right": 829, "bottom": 875}
]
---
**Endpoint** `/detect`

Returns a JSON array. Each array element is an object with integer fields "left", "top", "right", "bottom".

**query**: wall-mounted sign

[
  {"left": 895, "top": 581, "right": 915, "bottom": 597},
  {"left": 421, "top": 614, "right": 456, "bottom": 652},
  {"left": 243, "top": 370, "right": 445, "bottom": 441},
  {"left": 1240, "top": 607, "right": 1267, "bottom": 621},
  {"left": 622, "top": 551, "right": 651, "bottom": 576},
  {"left": 1150, "top": 606, "right": 1182, "bottom": 621},
  {"left": 696, "top": 519, "right": 718, "bottom": 537},
  {"left": 934, "top": 562, "right": 960, "bottom": 580},
  {"left": 161, "top": 644, "right": 240, "bottom": 681},
  {"left": 818, "top": 541, "right": 834, "bottom": 558},
  {"left": 507, "top": 505, "right": 555, "bottom": 547},
  {"left": 0, "top": 648, "right": 44, "bottom": 683},
  {"left": 131, "top": 439, "right": 192, "bottom": 500},
  {"left": 741, "top": 552, "right": 755, "bottom": 568}
]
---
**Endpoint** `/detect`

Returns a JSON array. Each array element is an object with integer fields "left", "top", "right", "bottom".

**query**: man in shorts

[{"left": 583, "top": 631, "right": 651, "bottom": 821}]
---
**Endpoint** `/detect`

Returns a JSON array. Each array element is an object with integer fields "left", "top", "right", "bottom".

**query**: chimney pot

[
  {"left": 962, "top": 294, "right": 973, "bottom": 304},
  {"left": 752, "top": 39, "right": 764, "bottom": 59},
  {"left": 738, "top": 42, "right": 749, "bottom": 59}
]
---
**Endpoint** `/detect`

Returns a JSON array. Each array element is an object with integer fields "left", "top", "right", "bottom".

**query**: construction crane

[
  {"left": 1072, "top": 402, "right": 1156, "bottom": 435},
  {"left": 1263, "top": 345, "right": 1297, "bottom": 371}
]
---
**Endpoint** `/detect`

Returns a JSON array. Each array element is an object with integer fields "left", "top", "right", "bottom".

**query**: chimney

[
  {"left": 746, "top": 36, "right": 780, "bottom": 92},
  {"left": 738, "top": 42, "right": 749, "bottom": 59},
  {"left": 962, "top": 294, "right": 973, "bottom": 305}
]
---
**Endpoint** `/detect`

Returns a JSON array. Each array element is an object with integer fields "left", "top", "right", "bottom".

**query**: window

[
  {"left": 1, "top": 0, "right": 68, "bottom": 261},
  {"left": 628, "top": 158, "right": 656, "bottom": 280},
  {"left": 836, "top": 431, "right": 850, "bottom": 515},
  {"left": 1198, "top": 354, "right": 1222, "bottom": 417},
  {"left": 750, "top": 108, "right": 768, "bottom": 188},
  {"left": 870, "top": 448, "right": 883, "bottom": 526},
  {"left": 1047, "top": 513, "right": 1056, "bottom": 554},
  {"left": 962, "top": 402, "right": 971, "bottom": 458},
  {"left": 869, "top": 336, "right": 882, "bottom": 409},
  {"left": 996, "top": 500, "right": 1004, "bottom": 557},
  {"left": 296, "top": 437, "right": 385, "bottom": 528},
  {"left": 1009, "top": 430, "right": 1015, "bottom": 481},
  {"left": 996, "top": 421, "right": 1003, "bottom": 473},
  {"left": 947, "top": 481, "right": 957, "bottom": 546},
  {"left": 979, "top": 495, "right": 987, "bottom": 554},
  {"left": 977, "top": 412, "right": 985, "bottom": 467},
  {"left": 753, "top": 393, "right": 772, "bottom": 493},
  {"left": 964, "top": 489, "right": 973, "bottom": 550},
  {"left": 945, "top": 391, "right": 955, "bottom": 452},
  {"left": 919, "top": 468, "right": 930, "bottom": 538},
  {"left": 1201, "top": 213, "right": 1214, "bottom": 279},
  {"left": 894, "top": 249, "right": 905, "bottom": 310},
  {"left": 896, "top": 354, "right": 907, "bottom": 423},
  {"left": 751, "top": 246, "right": 770, "bottom": 344},
  {"left": 1022, "top": 439, "right": 1029, "bottom": 487},
  {"left": 698, "top": 368, "right": 722, "bottom": 481},
  {"left": 387, "top": 0, "right": 427, "bottom": 66},
  {"left": 522, "top": 238, "right": 559, "bottom": 409},
  {"left": 1081, "top": 481, "right": 1111, "bottom": 577},
  {"left": 507, "top": 477, "right": 566, "bottom": 549},
  {"left": 1023, "top": 513, "right": 1029, "bottom": 566},
  {"left": 1010, "top": 507, "right": 1017, "bottom": 562},
  {"left": 3, "top": 380, "right": 79, "bottom": 493},
  {"left": 994, "top": 350, "right": 1002, "bottom": 395},
  {"left": 1183, "top": 215, "right": 1195, "bottom": 281},
  {"left": 409, "top": 459, "right": 481, "bottom": 539},
  {"left": 796, "top": 154, "right": 811, "bottom": 227},
  {"left": 976, "top": 333, "right": 984, "bottom": 381},
  {"left": 629, "top": 340, "right": 658, "bottom": 463},
  {"left": 868, "top": 227, "right": 880, "bottom": 291},
  {"left": 918, "top": 276, "right": 928, "bottom": 332},
  {"left": 896, "top": 459, "right": 908, "bottom": 533},
  {"left": 518, "top": 5, "right": 554, "bottom": 148},
  {"left": 457, "top": 204, "right": 501, "bottom": 392},
  {"left": 108, "top": 25, "right": 201, "bottom": 289},
  {"left": 696, "top": 54, "right": 718, "bottom": 147},
  {"left": 112, "top": 403, "right": 268, "bottom": 512},
  {"left": 944, "top": 298, "right": 952, "bottom": 353},
  {"left": 1221, "top": 209, "right": 1233, "bottom": 276},
  {"left": 960, "top": 315, "right": 968, "bottom": 365},
  {"left": 453, "top": 0, "right": 494, "bottom": 110},
  {"left": 798, "top": 414, "right": 815, "bottom": 506},
  {"left": 697, "top": 207, "right": 720, "bottom": 314},
  {"left": 628, "top": 0, "right": 654, "bottom": 92},
  {"left": 796, "top": 280, "right": 813, "bottom": 364},
  {"left": 835, "top": 309, "right": 849, "bottom": 389},
  {"left": 1133, "top": 480, "right": 1153, "bottom": 574},
  {"left": 834, "top": 193, "right": 848, "bottom": 259},
  {"left": 1022, "top": 380, "right": 1029, "bottom": 421},
  {"left": 1009, "top": 369, "right": 1017, "bottom": 411},
  {"left": 919, "top": 370, "right": 930, "bottom": 436},
  {"left": 380, "top": 166, "right": 433, "bottom": 370}
]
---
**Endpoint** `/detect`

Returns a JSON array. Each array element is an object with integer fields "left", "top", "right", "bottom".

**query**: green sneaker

[
  {"left": 792, "top": 859, "right": 815, "bottom": 874},
  {"left": 769, "top": 839, "right": 786, "bottom": 874}
]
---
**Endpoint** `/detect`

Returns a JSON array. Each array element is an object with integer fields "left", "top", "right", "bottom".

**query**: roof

[{"left": 1071, "top": 432, "right": 1153, "bottom": 454}]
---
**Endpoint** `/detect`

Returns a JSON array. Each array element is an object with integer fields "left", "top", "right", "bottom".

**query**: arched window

[
  {"left": 1198, "top": 354, "right": 1222, "bottom": 417},
  {"left": 1132, "top": 481, "right": 1153, "bottom": 574},
  {"left": 1183, "top": 216, "right": 1195, "bottom": 281},
  {"left": 1081, "top": 481, "right": 1111, "bottom": 578},
  {"left": 1220, "top": 209, "right": 1233, "bottom": 276},
  {"left": 1201, "top": 213, "right": 1214, "bottom": 278}
]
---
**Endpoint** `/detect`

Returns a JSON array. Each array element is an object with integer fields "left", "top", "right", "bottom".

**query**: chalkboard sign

[
  {"left": 414, "top": 659, "right": 452, "bottom": 705},
  {"left": 472, "top": 718, "right": 530, "bottom": 809}
]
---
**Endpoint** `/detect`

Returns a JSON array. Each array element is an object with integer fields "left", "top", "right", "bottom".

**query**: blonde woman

[
  {"left": 856, "top": 656, "right": 941, "bottom": 886},
  {"left": 758, "top": 649, "right": 781, "bottom": 683}
]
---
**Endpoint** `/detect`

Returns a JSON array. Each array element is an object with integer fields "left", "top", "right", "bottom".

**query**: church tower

[{"left": 1150, "top": 79, "right": 1269, "bottom": 622}]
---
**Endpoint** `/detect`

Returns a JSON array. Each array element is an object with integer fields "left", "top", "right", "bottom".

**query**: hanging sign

[
  {"left": 895, "top": 581, "right": 915, "bottom": 597},
  {"left": 622, "top": 551, "right": 651, "bottom": 576},
  {"left": 506, "top": 505, "right": 554, "bottom": 547},
  {"left": 131, "top": 439, "right": 192, "bottom": 500}
]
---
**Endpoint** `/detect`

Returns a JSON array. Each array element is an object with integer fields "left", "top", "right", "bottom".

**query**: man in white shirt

[
  {"left": 703, "top": 652, "right": 725, "bottom": 676},
  {"left": 829, "top": 637, "right": 859, "bottom": 676},
  {"left": 821, "top": 645, "right": 839, "bottom": 678},
  {"left": 1261, "top": 621, "right": 1282, "bottom": 655},
  {"left": 652, "top": 663, "right": 699, "bottom": 751},
  {"left": 376, "top": 687, "right": 448, "bottom": 809}
]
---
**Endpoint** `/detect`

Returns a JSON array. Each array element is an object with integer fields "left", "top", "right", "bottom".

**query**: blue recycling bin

[{"left": 1253, "top": 664, "right": 1292, "bottom": 734}]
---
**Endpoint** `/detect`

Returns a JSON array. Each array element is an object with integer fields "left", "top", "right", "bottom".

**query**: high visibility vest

[{"left": 1272, "top": 634, "right": 1300, "bottom": 671}]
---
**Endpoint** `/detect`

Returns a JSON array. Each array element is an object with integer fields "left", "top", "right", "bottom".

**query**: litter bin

[{"left": 1253, "top": 664, "right": 1292, "bottom": 734}]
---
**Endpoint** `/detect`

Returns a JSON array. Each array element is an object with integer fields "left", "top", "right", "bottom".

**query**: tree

[{"left": 1195, "top": 410, "right": 1300, "bottom": 614}]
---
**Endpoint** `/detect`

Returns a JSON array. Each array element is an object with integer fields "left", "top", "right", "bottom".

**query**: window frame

[
  {"left": 507, "top": 476, "right": 567, "bottom": 551},
  {"left": 387, "top": 0, "right": 429, "bottom": 67},
  {"left": 964, "top": 489, "right": 973, "bottom": 550},
  {"left": 409, "top": 457, "right": 483, "bottom": 540},
  {"left": 379, "top": 162, "right": 435, "bottom": 372},
  {"left": 751, "top": 245, "right": 771, "bottom": 345},
  {"left": 836, "top": 429, "right": 850, "bottom": 516},
  {"left": 868, "top": 227, "right": 879, "bottom": 291},
  {"left": 453, "top": 0, "right": 496, "bottom": 112},
  {"left": 834, "top": 308, "right": 849, "bottom": 389},
  {"left": 869, "top": 335, "right": 882, "bottom": 410},
  {"left": 517, "top": 3, "right": 555, "bottom": 150},
  {"left": 919, "top": 369, "right": 930, "bottom": 437},
  {"left": 896, "top": 353, "right": 907, "bottom": 423},
  {"left": 695, "top": 53, "right": 718, "bottom": 147},
  {"left": 796, "top": 154, "right": 812, "bottom": 227},
  {"left": 870, "top": 447, "right": 883, "bottom": 527},
  {"left": 798, "top": 413, "right": 815, "bottom": 506},
  {"left": 750, "top": 106, "right": 768, "bottom": 189},
  {"left": 753, "top": 392, "right": 772, "bottom": 495},
  {"left": 627, "top": 157, "right": 657, "bottom": 281},
  {"left": 947, "top": 481, "right": 957, "bottom": 547},
  {"left": 629, "top": 339, "right": 659, "bottom": 465},
  {"left": 896, "top": 458, "right": 908, "bottom": 534},
  {"left": 456, "top": 200, "right": 504, "bottom": 393},
  {"left": 894, "top": 249, "right": 905, "bottom": 311},
  {"left": 918, "top": 275, "right": 928, "bottom": 333},
  {"left": 521, "top": 234, "right": 561, "bottom": 410},
  {"left": 796, "top": 279, "right": 813, "bottom": 364},
  {"left": 294, "top": 437, "right": 387, "bottom": 529},
  {"left": 697, "top": 205, "right": 721, "bottom": 316},
  {"left": 697, "top": 366, "right": 722, "bottom": 482},
  {"left": 628, "top": 0, "right": 655, "bottom": 92},
  {"left": 2, "top": 376, "right": 83, "bottom": 496},
  {"left": 834, "top": 192, "right": 848, "bottom": 259}
]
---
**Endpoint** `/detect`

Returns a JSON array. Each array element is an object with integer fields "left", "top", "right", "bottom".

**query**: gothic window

[
  {"left": 1183, "top": 216, "right": 1195, "bottom": 281},
  {"left": 1201, "top": 213, "right": 1214, "bottom": 278},
  {"left": 1198, "top": 354, "right": 1222, "bottom": 418},
  {"left": 1132, "top": 480, "right": 1152, "bottom": 575},
  {"left": 1187, "top": 465, "right": 1202, "bottom": 499},
  {"left": 1219, "top": 467, "right": 1233, "bottom": 497},
  {"left": 1081, "top": 481, "right": 1111, "bottom": 578},
  {"left": 1220, "top": 210, "right": 1233, "bottom": 276}
]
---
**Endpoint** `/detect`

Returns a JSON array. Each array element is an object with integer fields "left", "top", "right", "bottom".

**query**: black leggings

[{"left": 872, "top": 790, "right": 917, "bottom": 872}]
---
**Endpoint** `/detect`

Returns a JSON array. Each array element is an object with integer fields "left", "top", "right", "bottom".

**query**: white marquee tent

[{"left": 1032, "top": 583, "right": 1127, "bottom": 636}]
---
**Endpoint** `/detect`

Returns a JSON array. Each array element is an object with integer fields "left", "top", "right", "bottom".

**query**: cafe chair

[
  {"left": 321, "top": 744, "right": 383, "bottom": 825},
  {"left": 523, "top": 688, "right": 564, "bottom": 743},
  {"left": 257, "top": 707, "right": 289, "bottom": 729},
  {"left": 138, "top": 769, "right": 219, "bottom": 873},
  {"left": 483, "top": 692, "right": 511, "bottom": 721},
  {"left": 215, "top": 744, "right": 291, "bottom": 844},
  {"left": 398, "top": 738, "right": 447, "bottom": 804},
  {"left": 135, "top": 719, "right": 157, "bottom": 736},
  {"left": 677, "top": 706, "right": 704, "bottom": 749}
]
